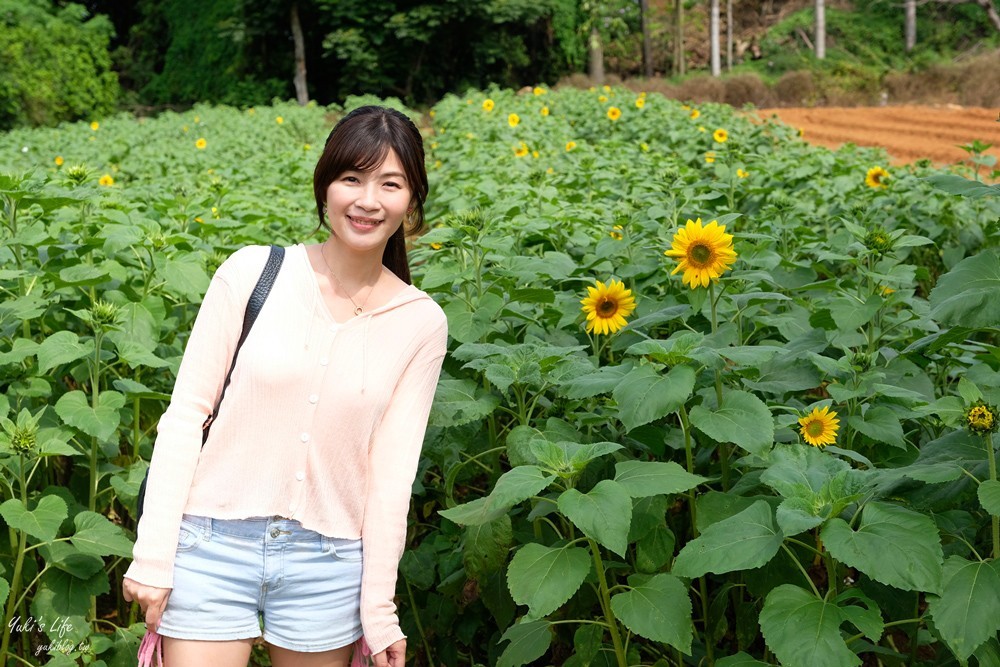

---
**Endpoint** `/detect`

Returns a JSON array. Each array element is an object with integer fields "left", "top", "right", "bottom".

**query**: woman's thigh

[
  {"left": 162, "top": 636, "right": 254, "bottom": 667},
  {"left": 268, "top": 643, "right": 353, "bottom": 667}
]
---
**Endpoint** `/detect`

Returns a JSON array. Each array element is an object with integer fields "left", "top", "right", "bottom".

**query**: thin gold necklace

[{"left": 320, "top": 242, "right": 379, "bottom": 316}]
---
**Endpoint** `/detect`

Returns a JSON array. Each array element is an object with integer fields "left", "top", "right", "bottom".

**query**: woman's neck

[{"left": 321, "top": 237, "right": 384, "bottom": 290}]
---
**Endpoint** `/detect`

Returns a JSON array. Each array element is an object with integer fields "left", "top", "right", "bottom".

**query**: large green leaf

[
  {"left": 36, "top": 331, "right": 95, "bottom": 374},
  {"left": 491, "top": 466, "right": 556, "bottom": 508},
  {"left": 559, "top": 362, "right": 634, "bottom": 399},
  {"left": 689, "top": 389, "right": 774, "bottom": 454},
  {"left": 70, "top": 512, "right": 136, "bottom": 558},
  {"left": 848, "top": 406, "right": 905, "bottom": 448},
  {"left": 613, "top": 461, "right": 706, "bottom": 498},
  {"left": 927, "top": 557, "right": 1000, "bottom": 661},
  {"left": 613, "top": 364, "right": 696, "bottom": 432},
  {"left": 760, "top": 584, "right": 860, "bottom": 667},
  {"left": 673, "top": 500, "right": 783, "bottom": 578},
  {"left": 429, "top": 378, "right": 501, "bottom": 427},
  {"left": 979, "top": 479, "right": 1000, "bottom": 517},
  {"left": 716, "top": 653, "right": 770, "bottom": 667},
  {"left": 926, "top": 174, "right": 1000, "bottom": 198},
  {"left": 558, "top": 480, "right": 632, "bottom": 556},
  {"left": 498, "top": 620, "right": 551, "bottom": 667},
  {"left": 929, "top": 250, "right": 1000, "bottom": 328},
  {"left": 507, "top": 543, "right": 590, "bottom": 618},
  {"left": 465, "top": 516, "right": 513, "bottom": 579},
  {"left": 439, "top": 496, "right": 509, "bottom": 527},
  {"left": 821, "top": 502, "right": 943, "bottom": 593},
  {"left": 54, "top": 390, "right": 126, "bottom": 441},
  {"left": 0, "top": 495, "right": 68, "bottom": 542},
  {"left": 610, "top": 573, "right": 693, "bottom": 653}
]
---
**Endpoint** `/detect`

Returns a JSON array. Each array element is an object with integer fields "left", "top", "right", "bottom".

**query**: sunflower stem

[
  {"left": 987, "top": 431, "right": 999, "bottom": 560},
  {"left": 708, "top": 281, "right": 731, "bottom": 490}
]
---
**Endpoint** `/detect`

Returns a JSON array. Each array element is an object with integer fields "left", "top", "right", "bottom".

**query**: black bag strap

[{"left": 201, "top": 244, "right": 285, "bottom": 443}]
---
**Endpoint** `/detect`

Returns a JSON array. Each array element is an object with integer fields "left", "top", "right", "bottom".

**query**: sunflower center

[
  {"left": 806, "top": 420, "right": 825, "bottom": 437},
  {"left": 969, "top": 407, "right": 994, "bottom": 429},
  {"left": 597, "top": 298, "right": 618, "bottom": 317},
  {"left": 690, "top": 243, "right": 713, "bottom": 266}
]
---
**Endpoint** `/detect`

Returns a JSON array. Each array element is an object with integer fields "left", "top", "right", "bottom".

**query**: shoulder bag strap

[{"left": 201, "top": 244, "right": 285, "bottom": 443}]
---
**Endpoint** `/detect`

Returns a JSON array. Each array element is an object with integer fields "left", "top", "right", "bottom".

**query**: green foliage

[
  {"left": 0, "top": 0, "right": 119, "bottom": 129},
  {"left": 2, "top": 87, "right": 1000, "bottom": 666}
]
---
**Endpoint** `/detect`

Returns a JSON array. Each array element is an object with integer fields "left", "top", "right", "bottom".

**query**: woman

[{"left": 122, "top": 106, "right": 448, "bottom": 667}]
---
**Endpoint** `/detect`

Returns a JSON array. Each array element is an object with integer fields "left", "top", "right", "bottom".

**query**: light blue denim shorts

[{"left": 157, "top": 514, "right": 364, "bottom": 652}]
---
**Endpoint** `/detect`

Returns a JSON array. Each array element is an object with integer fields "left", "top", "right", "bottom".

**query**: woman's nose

[{"left": 355, "top": 184, "right": 379, "bottom": 210}]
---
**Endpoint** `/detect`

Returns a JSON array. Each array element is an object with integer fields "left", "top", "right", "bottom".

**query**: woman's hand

[
  {"left": 372, "top": 638, "right": 406, "bottom": 667},
  {"left": 122, "top": 577, "right": 172, "bottom": 632}
]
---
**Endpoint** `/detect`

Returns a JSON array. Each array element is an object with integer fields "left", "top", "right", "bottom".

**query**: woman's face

[{"left": 325, "top": 148, "right": 412, "bottom": 255}]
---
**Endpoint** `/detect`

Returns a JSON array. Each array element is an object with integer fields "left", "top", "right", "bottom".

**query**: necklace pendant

[{"left": 354, "top": 306, "right": 364, "bottom": 316}]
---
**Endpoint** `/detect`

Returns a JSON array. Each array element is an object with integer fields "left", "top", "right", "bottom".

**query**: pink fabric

[
  {"left": 137, "top": 629, "right": 162, "bottom": 667},
  {"left": 351, "top": 637, "right": 373, "bottom": 667}
]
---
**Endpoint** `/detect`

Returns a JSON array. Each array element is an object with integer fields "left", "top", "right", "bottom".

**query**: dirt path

[{"left": 755, "top": 105, "right": 1000, "bottom": 167}]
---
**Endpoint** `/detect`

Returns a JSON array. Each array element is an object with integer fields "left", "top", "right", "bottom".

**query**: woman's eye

[
  {"left": 343, "top": 176, "right": 359, "bottom": 183},
  {"left": 384, "top": 181, "right": 401, "bottom": 189}
]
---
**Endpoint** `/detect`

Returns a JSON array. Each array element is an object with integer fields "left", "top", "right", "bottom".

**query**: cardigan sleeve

[
  {"left": 358, "top": 313, "right": 447, "bottom": 654},
  {"left": 124, "top": 249, "right": 259, "bottom": 588}
]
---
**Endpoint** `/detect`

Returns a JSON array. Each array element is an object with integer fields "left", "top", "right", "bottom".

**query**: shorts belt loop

[{"left": 204, "top": 517, "right": 214, "bottom": 541}]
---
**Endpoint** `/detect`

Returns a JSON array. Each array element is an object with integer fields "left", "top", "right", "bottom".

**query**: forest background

[{"left": 2, "top": 0, "right": 1000, "bottom": 131}]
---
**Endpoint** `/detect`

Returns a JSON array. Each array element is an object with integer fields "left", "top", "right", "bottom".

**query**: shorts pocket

[
  {"left": 324, "top": 537, "right": 363, "bottom": 563},
  {"left": 176, "top": 521, "right": 204, "bottom": 553}
]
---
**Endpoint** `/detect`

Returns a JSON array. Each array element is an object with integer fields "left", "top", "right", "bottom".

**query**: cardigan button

[
  {"left": 319, "top": 358, "right": 329, "bottom": 366},
  {"left": 300, "top": 432, "right": 310, "bottom": 442},
  {"left": 295, "top": 471, "right": 305, "bottom": 481},
  {"left": 308, "top": 394, "right": 319, "bottom": 404}
]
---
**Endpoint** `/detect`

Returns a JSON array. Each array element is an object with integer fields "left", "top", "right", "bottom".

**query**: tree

[
  {"left": 710, "top": 0, "right": 721, "bottom": 75},
  {"left": 639, "top": 0, "right": 653, "bottom": 78},
  {"left": 674, "top": 0, "right": 684, "bottom": 75},
  {"left": 726, "top": 0, "right": 733, "bottom": 70},
  {"left": 931, "top": 0, "right": 1000, "bottom": 31},
  {"left": 904, "top": 0, "right": 916, "bottom": 50},
  {"left": 290, "top": 2, "right": 308, "bottom": 105},
  {"left": 815, "top": 0, "right": 826, "bottom": 59}
]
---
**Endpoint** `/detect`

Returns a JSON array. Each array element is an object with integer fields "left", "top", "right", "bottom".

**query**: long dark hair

[{"left": 312, "top": 105, "right": 428, "bottom": 284}]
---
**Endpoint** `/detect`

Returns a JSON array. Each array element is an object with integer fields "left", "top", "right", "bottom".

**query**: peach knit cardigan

[{"left": 125, "top": 244, "right": 448, "bottom": 654}]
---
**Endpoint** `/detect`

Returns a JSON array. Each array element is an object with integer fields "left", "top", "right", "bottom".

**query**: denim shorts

[{"left": 157, "top": 514, "right": 364, "bottom": 652}]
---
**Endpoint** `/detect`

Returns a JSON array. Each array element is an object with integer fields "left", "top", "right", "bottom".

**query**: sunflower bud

[
  {"left": 64, "top": 165, "right": 90, "bottom": 185},
  {"left": 2, "top": 409, "right": 41, "bottom": 454},
  {"left": 863, "top": 225, "right": 895, "bottom": 257},
  {"left": 90, "top": 299, "right": 121, "bottom": 327},
  {"left": 965, "top": 401, "right": 999, "bottom": 436}
]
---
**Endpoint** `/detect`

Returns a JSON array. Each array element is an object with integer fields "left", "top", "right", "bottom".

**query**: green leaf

[
  {"left": 57, "top": 264, "right": 110, "bottom": 286},
  {"left": 159, "top": 254, "right": 210, "bottom": 301},
  {"left": 507, "top": 543, "right": 590, "bottom": 617},
  {"left": 439, "top": 496, "right": 510, "bottom": 527},
  {"left": 70, "top": 512, "right": 135, "bottom": 558},
  {"left": 929, "top": 250, "right": 1000, "bottom": 328},
  {"left": 927, "top": 557, "right": 1000, "bottom": 661},
  {"left": 775, "top": 497, "right": 825, "bottom": 536},
  {"left": 54, "top": 390, "right": 126, "bottom": 441},
  {"left": 0, "top": 576, "right": 9, "bottom": 608},
  {"left": 111, "top": 379, "right": 171, "bottom": 401},
  {"left": 926, "top": 174, "right": 1000, "bottom": 198},
  {"left": 760, "top": 584, "right": 860, "bottom": 667},
  {"left": 38, "top": 542, "right": 105, "bottom": 578},
  {"left": 0, "top": 338, "right": 39, "bottom": 365},
  {"left": 558, "top": 480, "right": 632, "bottom": 556},
  {"left": 820, "top": 502, "right": 943, "bottom": 593},
  {"left": 492, "top": 466, "right": 556, "bottom": 508},
  {"left": 613, "top": 364, "right": 696, "bottom": 432},
  {"left": 573, "top": 625, "right": 604, "bottom": 665},
  {"left": 673, "top": 500, "right": 783, "bottom": 578},
  {"left": 614, "top": 461, "right": 706, "bottom": 498},
  {"left": 716, "top": 653, "right": 770, "bottom": 667},
  {"left": 848, "top": 407, "right": 905, "bottom": 448},
  {"left": 429, "top": 378, "right": 500, "bottom": 427},
  {"left": 979, "top": 480, "right": 1000, "bottom": 517},
  {"left": 560, "top": 362, "right": 633, "bottom": 399},
  {"left": 36, "top": 331, "right": 95, "bottom": 374},
  {"left": 465, "top": 516, "right": 513, "bottom": 580},
  {"left": 498, "top": 620, "right": 551, "bottom": 667},
  {"left": 610, "top": 573, "right": 693, "bottom": 653},
  {"left": 636, "top": 524, "right": 676, "bottom": 573},
  {"left": 835, "top": 591, "right": 884, "bottom": 643},
  {"left": 689, "top": 389, "right": 774, "bottom": 454},
  {"left": 0, "top": 495, "right": 68, "bottom": 542}
]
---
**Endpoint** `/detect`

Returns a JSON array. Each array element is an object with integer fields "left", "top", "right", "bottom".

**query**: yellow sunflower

[
  {"left": 580, "top": 279, "right": 637, "bottom": 335},
  {"left": 865, "top": 166, "right": 889, "bottom": 188},
  {"left": 737, "top": 168, "right": 749, "bottom": 178},
  {"left": 513, "top": 142, "right": 529, "bottom": 158},
  {"left": 689, "top": 109, "right": 700, "bottom": 120},
  {"left": 635, "top": 98, "right": 646, "bottom": 109},
  {"left": 195, "top": 138, "right": 207, "bottom": 150},
  {"left": 533, "top": 86, "right": 546, "bottom": 96},
  {"left": 508, "top": 113, "right": 520, "bottom": 128},
  {"left": 565, "top": 141, "right": 577, "bottom": 152},
  {"left": 609, "top": 225, "right": 624, "bottom": 240},
  {"left": 90, "top": 121, "right": 99, "bottom": 131},
  {"left": 798, "top": 406, "right": 841, "bottom": 447},
  {"left": 705, "top": 151, "right": 716, "bottom": 164},
  {"left": 483, "top": 99, "right": 495, "bottom": 112},
  {"left": 607, "top": 107, "right": 622, "bottom": 121},
  {"left": 965, "top": 402, "right": 998, "bottom": 435},
  {"left": 598, "top": 95, "right": 609, "bottom": 103},
  {"left": 275, "top": 116, "right": 284, "bottom": 124},
  {"left": 664, "top": 218, "right": 738, "bottom": 288},
  {"left": 98, "top": 174, "right": 114, "bottom": 186},
  {"left": 54, "top": 156, "right": 64, "bottom": 166},
  {"left": 713, "top": 128, "right": 729, "bottom": 143},
  {"left": 540, "top": 106, "right": 550, "bottom": 116}
]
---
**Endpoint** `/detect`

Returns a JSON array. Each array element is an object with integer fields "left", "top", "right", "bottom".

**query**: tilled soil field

[{"left": 755, "top": 105, "right": 1000, "bottom": 167}]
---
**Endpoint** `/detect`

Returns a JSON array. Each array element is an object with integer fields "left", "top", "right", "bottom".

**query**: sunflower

[
  {"left": 635, "top": 98, "right": 646, "bottom": 109},
  {"left": 54, "top": 156, "right": 64, "bottom": 166},
  {"left": 565, "top": 141, "right": 577, "bottom": 152},
  {"left": 513, "top": 142, "right": 529, "bottom": 158},
  {"left": 540, "top": 106, "right": 550, "bottom": 116},
  {"left": 98, "top": 174, "right": 114, "bottom": 186},
  {"left": 609, "top": 225, "right": 624, "bottom": 240},
  {"left": 580, "top": 279, "right": 637, "bottom": 335},
  {"left": 275, "top": 116, "right": 284, "bottom": 125},
  {"left": 640, "top": 142, "right": 649, "bottom": 152},
  {"left": 713, "top": 128, "right": 729, "bottom": 143},
  {"left": 90, "top": 121, "right": 99, "bottom": 131},
  {"left": 598, "top": 95, "right": 609, "bottom": 103},
  {"left": 965, "top": 402, "right": 999, "bottom": 435},
  {"left": 705, "top": 151, "right": 716, "bottom": 164},
  {"left": 865, "top": 166, "right": 889, "bottom": 188},
  {"left": 508, "top": 113, "right": 520, "bottom": 128},
  {"left": 195, "top": 138, "right": 207, "bottom": 150},
  {"left": 533, "top": 86, "right": 546, "bottom": 96},
  {"left": 737, "top": 168, "right": 749, "bottom": 178},
  {"left": 664, "top": 218, "right": 738, "bottom": 288},
  {"left": 798, "top": 406, "right": 840, "bottom": 447},
  {"left": 607, "top": 107, "right": 622, "bottom": 121},
  {"left": 482, "top": 99, "right": 495, "bottom": 112},
  {"left": 689, "top": 109, "right": 700, "bottom": 120}
]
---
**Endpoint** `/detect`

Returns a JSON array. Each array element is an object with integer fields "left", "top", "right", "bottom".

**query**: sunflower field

[{"left": 1, "top": 88, "right": 1000, "bottom": 667}]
